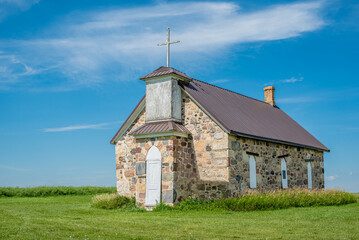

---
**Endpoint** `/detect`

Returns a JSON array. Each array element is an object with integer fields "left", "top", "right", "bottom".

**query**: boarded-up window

[
  {"left": 249, "top": 156, "right": 256, "bottom": 189},
  {"left": 307, "top": 162, "right": 312, "bottom": 189},
  {"left": 281, "top": 158, "right": 288, "bottom": 188}
]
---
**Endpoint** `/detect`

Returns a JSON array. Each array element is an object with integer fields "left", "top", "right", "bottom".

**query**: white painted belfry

[
  {"left": 307, "top": 162, "right": 312, "bottom": 189},
  {"left": 145, "top": 77, "right": 182, "bottom": 123},
  {"left": 145, "top": 146, "right": 162, "bottom": 206},
  {"left": 157, "top": 28, "right": 180, "bottom": 67},
  {"left": 281, "top": 158, "right": 288, "bottom": 188},
  {"left": 249, "top": 156, "right": 257, "bottom": 189}
]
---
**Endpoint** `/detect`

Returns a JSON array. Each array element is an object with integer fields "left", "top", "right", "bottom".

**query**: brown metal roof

[
  {"left": 129, "top": 121, "right": 190, "bottom": 135},
  {"left": 111, "top": 67, "right": 329, "bottom": 152},
  {"left": 140, "top": 66, "right": 192, "bottom": 81},
  {"left": 180, "top": 79, "right": 329, "bottom": 152}
]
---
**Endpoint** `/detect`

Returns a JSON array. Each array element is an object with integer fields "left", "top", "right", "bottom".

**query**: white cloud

[
  {"left": 281, "top": 77, "right": 304, "bottom": 83},
  {"left": 276, "top": 87, "right": 359, "bottom": 105},
  {"left": 43, "top": 121, "right": 122, "bottom": 132},
  {"left": 209, "top": 79, "right": 230, "bottom": 84},
  {"left": 326, "top": 175, "right": 338, "bottom": 181},
  {"left": 0, "top": 0, "right": 39, "bottom": 10},
  {"left": 0, "top": 1, "right": 326, "bottom": 90},
  {"left": 264, "top": 77, "right": 304, "bottom": 86},
  {"left": 0, "top": 0, "right": 39, "bottom": 21},
  {"left": 0, "top": 164, "right": 30, "bottom": 171}
]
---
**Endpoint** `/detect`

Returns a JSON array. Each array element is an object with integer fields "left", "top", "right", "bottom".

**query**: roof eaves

[
  {"left": 131, "top": 131, "right": 189, "bottom": 139},
  {"left": 230, "top": 130, "right": 330, "bottom": 152}
]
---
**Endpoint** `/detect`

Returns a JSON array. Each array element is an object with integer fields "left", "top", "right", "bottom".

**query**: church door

[
  {"left": 145, "top": 146, "right": 162, "bottom": 206},
  {"left": 307, "top": 162, "right": 312, "bottom": 189},
  {"left": 281, "top": 158, "right": 288, "bottom": 188},
  {"left": 249, "top": 156, "right": 257, "bottom": 189}
]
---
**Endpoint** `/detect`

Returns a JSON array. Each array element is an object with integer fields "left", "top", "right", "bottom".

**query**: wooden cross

[{"left": 157, "top": 28, "right": 180, "bottom": 67}]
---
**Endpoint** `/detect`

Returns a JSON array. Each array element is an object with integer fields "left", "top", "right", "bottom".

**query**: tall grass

[
  {"left": 91, "top": 193, "right": 141, "bottom": 210},
  {"left": 153, "top": 189, "right": 357, "bottom": 212},
  {"left": 0, "top": 186, "right": 116, "bottom": 197}
]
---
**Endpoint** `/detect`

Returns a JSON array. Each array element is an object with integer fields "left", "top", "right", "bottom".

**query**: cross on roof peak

[{"left": 157, "top": 28, "right": 180, "bottom": 67}]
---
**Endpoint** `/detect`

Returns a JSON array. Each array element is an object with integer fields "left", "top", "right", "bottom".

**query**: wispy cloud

[
  {"left": 0, "top": 0, "right": 39, "bottom": 21},
  {"left": 326, "top": 175, "right": 339, "bottom": 181},
  {"left": 277, "top": 87, "right": 359, "bottom": 104},
  {"left": 281, "top": 77, "right": 304, "bottom": 83},
  {"left": 43, "top": 121, "right": 122, "bottom": 132},
  {"left": 0, "top": 164, "right": 30, "bottom": 171},
  {"left": 209, "top": 79, "right": 230, "bottom": 84},
  {"left": 0, "top": 1, "right": 326, "bottom": 90},
  {"left": 264, "top": 77, "right": 304, "bottom": 86}
]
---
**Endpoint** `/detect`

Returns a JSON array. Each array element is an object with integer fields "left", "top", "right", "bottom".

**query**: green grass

[
  {"left": 0, "top": 186, "right": 116, "bottom": 197},
  {"left": 153, "top": 189, "right": 356, "bottom": 212},
  {"left": 0, "top": 195, "right": 358, "bottom": 239}
]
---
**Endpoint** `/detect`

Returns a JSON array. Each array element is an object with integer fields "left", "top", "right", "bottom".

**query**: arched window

[
  {"left": 145, "top": 146, "right": 162, "bottom": 206},
  {"left": 249, "top": 156, "right": 256, "bottom": 189},
  {"left": 281, "top": 158, "right": 288, "bottom": 188},
  {"left": 307, "top": 162, "right": 312, "bottom": 189}
]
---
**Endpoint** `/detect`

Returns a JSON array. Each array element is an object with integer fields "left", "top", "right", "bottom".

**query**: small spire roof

[{"left": 140, "top": 66, "right": 192, "bottom": 81}]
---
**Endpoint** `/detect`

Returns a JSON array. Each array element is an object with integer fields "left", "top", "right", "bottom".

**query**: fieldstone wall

[
  {"left": 172, "top": 136, "right": 230, "bottom": 202},
  {"left": 181, "top": 94, "right": 229, "bottom": 181},
  {"left": 115, "top": 109, "right": 177, "bottom": 205},
  {"left": 115, "top": 109, "right": 146, "bottom": 199},
  {"left": 169, "top": 94, "right": 231, "bottom": 202},
  {"left": 228, "top": 135, "right": 324, "bottom": 196}
]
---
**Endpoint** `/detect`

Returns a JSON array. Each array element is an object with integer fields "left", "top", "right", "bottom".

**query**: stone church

[{"left": 110, "top": 66, "right": 329, "bottom": 206}]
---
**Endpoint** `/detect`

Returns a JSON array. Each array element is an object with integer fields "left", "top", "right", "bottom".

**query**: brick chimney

[{"left": 264, "top": 86, "right": 275, "bottom": 106}]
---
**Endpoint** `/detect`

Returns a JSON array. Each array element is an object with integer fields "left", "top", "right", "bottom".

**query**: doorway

[{"left": 145, "top": 146, "right": 162, "bottom": 206}]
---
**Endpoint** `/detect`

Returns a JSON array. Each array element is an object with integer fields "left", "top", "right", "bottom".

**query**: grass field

[
  {"left": 0, "top": 186, "right": 116, "bottom": 197},
  {"left": 0, "top": 195, "right": 358, "bottom": 239}
]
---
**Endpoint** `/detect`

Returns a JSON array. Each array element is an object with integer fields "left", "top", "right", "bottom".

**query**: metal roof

[
  {"left": 140, "top": 66, "right": 192, "bottom": 81},
  {"left": 111, "top": 67, "right": 329, "bottom": 152},
  {"left": 129, "top": 121, "right": 190, "bottom": 135},
  {"left": 181, "top": 79, "right": 329, "bottom": 152}
]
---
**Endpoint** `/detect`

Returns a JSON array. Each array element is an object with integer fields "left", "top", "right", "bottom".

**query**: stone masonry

[{"left": 115, "top": 92, "right": 324, "bottom": 206}]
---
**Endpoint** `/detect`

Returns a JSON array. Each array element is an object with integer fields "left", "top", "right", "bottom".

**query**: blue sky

[{"left": 0, "top": 0, "right": 358, "bottom": 192}]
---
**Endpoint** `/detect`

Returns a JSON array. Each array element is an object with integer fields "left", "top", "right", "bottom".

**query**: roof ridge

[
  {"left": 191, "top": 78, "right": 270, "bottom": 105},
  {"left": 170, "top": 67, "right": 192, "bottom": 77}
]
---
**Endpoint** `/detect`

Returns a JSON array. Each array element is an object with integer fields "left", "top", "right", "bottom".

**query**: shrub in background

[
  {"left": 152, "top": 202, "right": 175, "bottom": 212},
  {"left": 0, "top": 186, "right": 116, "bottom": 197},
  {"left": 91, "top": 193, "right": 136, "bottom": 210}
]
